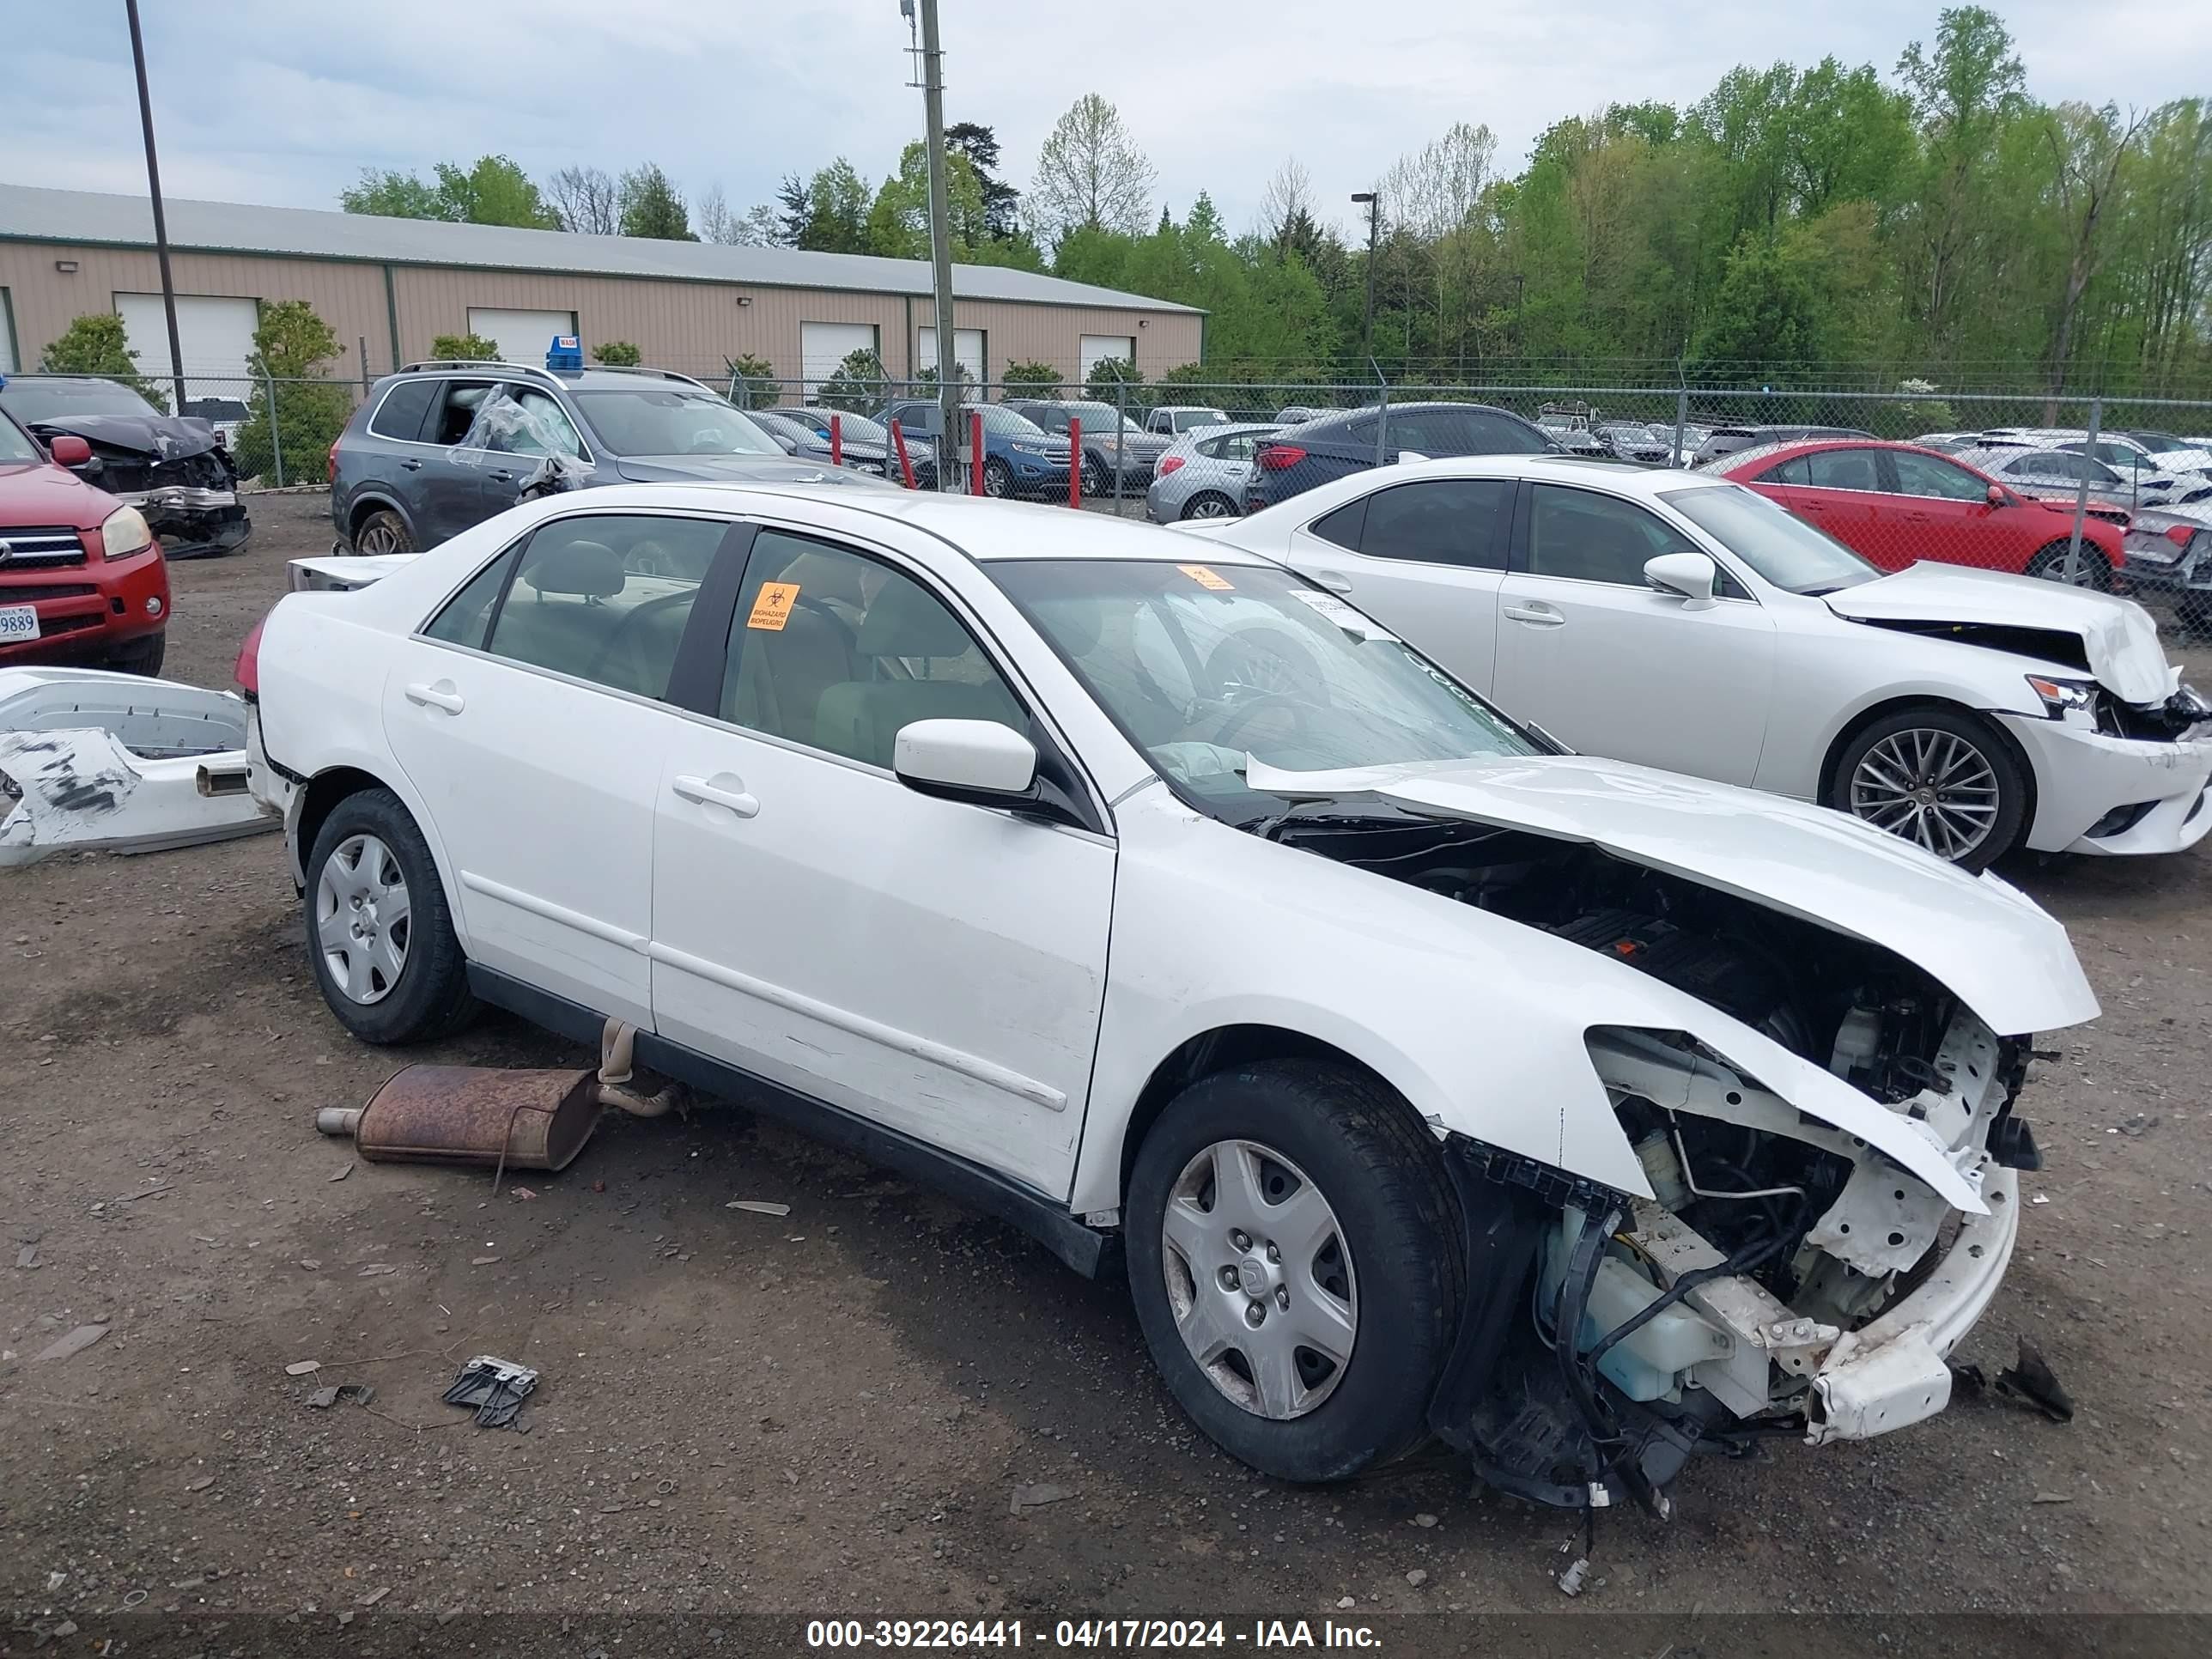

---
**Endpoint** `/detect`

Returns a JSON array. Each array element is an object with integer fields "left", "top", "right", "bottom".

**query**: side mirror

[
  {"left": 49, "top": 434, "right": 93, "bottom": 467},
  {"left": 1985, "top": 482, "right": 2007, "bottom": 507},
  {"left": 1644, "top": 550, "right": 1718, "bottom": 610},
  {"left": 893, "top": 718, "right": 1037, "bottom": 805}
]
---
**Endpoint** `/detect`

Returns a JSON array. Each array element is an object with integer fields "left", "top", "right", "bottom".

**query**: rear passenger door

[
  {"left": 1276, "top": 477, "right": 1516, "bottom": 693},
  {"left": 381, "top": 510, "right": 739, "bottom": 1025},
  {"left": 647, "top": 526, "right": 1115, "bottom": 1197},
  {"left": 1787, "top": 445, "right": 1893, "bottom": 566}
]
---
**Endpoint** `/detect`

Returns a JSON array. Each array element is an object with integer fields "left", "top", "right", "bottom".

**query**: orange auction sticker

[
  {"left": 1177, "top": 563, "right": 1234, "bottom": 591},
  {"left": 746, "top": 582, "right": 801, "bottom": 630}
]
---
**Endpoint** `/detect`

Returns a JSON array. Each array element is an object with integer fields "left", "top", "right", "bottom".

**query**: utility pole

[
  {"left": 1352, "top": 189, "right": 1379, "bottom": 362},
  {"left": 914, "top": 0, "right": 961, "bottom": 489},
  {"left": 125, "top": 0, "right": 187, "bottom": 416}
]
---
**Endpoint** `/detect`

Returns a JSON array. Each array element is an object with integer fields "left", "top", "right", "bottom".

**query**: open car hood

[
  {"left": 1244, "top": 752, "right": 2099, "bottom": 1038},
  {"left": 1823, "top": 562, "right": 2174, "bottom": 705}
]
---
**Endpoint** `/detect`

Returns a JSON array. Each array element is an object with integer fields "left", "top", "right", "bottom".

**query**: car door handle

[
  {"left": 485, "top": 469, "right": 515, "bottom": 484},
  {"left": 1502, "top": 604, "right": 1565, "bottom": 628},
  {"left": 672, "top": 774, "right": 760, "bottom": 818},
  {"left": 398, "top": 458, "right": 423, "bottom": 471},
  {"left": 404, "top": 681, "right": 465, "bottom": 714},
  {"left": 1310, "top": 571, "right": 1354, "bottom": 594}
]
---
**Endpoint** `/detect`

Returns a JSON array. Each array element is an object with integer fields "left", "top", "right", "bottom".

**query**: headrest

[
  {"left": 525, "top": 539, "right": 625, "bottom": 599},
  {"left": 855, "top": 575, "right": 974, "bottom": 657}
]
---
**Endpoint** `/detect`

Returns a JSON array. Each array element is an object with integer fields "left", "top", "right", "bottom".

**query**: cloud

[{"left": 3, "top": 0, "right": 2203, "bottom": 240}]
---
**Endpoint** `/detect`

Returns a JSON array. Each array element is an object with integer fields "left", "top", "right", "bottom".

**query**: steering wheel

[{"left": 1214, "top": 693, "right": 1316, "bottom": 751}]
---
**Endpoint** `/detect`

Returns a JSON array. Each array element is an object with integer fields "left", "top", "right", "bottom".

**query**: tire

[
  {"left": 1180, "top": 492, "right": 1237, "bottom": 521},
  {"left": 1827, "top": 703, "right": 2028, "bottom": 871},
  {"left": 1081, "top": 456, "right": 1106, "bottom": 498},
  {"left": 2024, "top": 541, "right": 2112, "bottom": 589},
  {"left": 303, "top": 787, "right": 478, "bottom": 1044},
  {"left": 353, "top": 508, "right": 414, "bottom": 556},
  {"left": 982, "top": 459, "right": 1014, "bottom": 499},
  {"left": 107, "top": 632, "right": 167, "bottom": 677},
  {"left": 1125, "top": 1060, "right": 1464, "bottom": 1483}
]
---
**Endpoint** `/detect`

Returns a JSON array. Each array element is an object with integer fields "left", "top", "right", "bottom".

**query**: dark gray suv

[{"left": 330, "top": 361, "right": 887, "bottom": 553}]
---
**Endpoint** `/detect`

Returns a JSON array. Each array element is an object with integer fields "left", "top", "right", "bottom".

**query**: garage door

[
  {"left": 117, "top": 293, "right": 258, "bottom": 403},
  {"left": 1079, "top": 334, "right": 1135, "bottom": 379},
  {"left": 467, "top": 307, "right": 578, "bottom": 368},
  {"left": 915, "top": 326, "right": 984, "bottom": 387},
  {"left": 800, "top": 322, "right": 880, "bottom": 392}
]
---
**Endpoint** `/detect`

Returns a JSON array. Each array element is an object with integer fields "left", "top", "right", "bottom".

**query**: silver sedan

[{"left": 1145, "top": 422, "right": 1281, "bottom": 522}]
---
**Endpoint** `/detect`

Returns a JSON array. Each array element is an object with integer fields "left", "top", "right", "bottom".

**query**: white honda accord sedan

[
  {"left": 244, "top": 483, "right": 2094, "bottom": 1510},
  {"left": 1181, "top": 455, "right": 2212, "bottom": 867}
]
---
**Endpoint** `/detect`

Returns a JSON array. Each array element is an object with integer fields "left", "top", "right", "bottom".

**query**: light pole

[
  {"left": 1351, "top": 189, "right": 1379, "bottom": 362},
  {"left": 125, "top": 0, "right": 186, "bottom": 415}
]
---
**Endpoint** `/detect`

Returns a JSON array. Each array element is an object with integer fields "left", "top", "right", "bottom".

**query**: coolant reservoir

[
  {"left": 1831, "top": 1003, "right": 1882, "bottom": 1079},
  {"left": 1547, "top": 1209, "right": 1726, "bottom": 1402}
]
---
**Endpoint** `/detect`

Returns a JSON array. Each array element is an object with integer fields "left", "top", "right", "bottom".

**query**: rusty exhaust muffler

[{"left": 316, "top": 1065, "right": 602, "bottom": 1172}]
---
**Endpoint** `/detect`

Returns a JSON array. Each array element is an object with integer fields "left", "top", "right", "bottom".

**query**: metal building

[{"left": 0, "top": 183, "right": 1203, "bottom": 395}]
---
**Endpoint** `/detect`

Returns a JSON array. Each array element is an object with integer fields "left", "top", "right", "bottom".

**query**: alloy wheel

[
  {"left": 314, "top": 833, "right": 412, "bottom": 1004},
  {"left": 1159, "top": 1139, "right": 1358, "bottom": 1420},
  {"left": 356, "top": 519, "right": 407, "bottom": 554},
  {"left": 1848, "top": 727, "right": 2001, "bottom": 862},
  {"left": 1185, "top": 495, "right": 1234, "bottom": 520}
]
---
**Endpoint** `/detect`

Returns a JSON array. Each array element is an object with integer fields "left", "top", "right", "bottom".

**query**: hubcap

[
  {"left": 1160, "top": 1139, "right": 1357, "bottom": 1420},
  {"left": 1849, "top": 728, "right": 2000, "bottom": 861},
  {"left": 314, "top": 833, "right": 412, "bottom": 1004}
]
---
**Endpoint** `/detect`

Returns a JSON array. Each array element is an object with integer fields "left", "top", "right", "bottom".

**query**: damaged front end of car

[{"left": 40, "top": 418, "right": 251, "bottom": 558}]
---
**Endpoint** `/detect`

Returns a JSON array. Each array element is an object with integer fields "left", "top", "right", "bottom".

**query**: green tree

[
  {"left": 1028, "top": 94, "right": 1155, "bottom": 243},
  {"left": 724, "top": 353, "right": 780, "bottom": 407},
  {"left": 37, "top": 313, "right": 167, "bottom": 410},
  {"left": 233, "top": 301, "right": 351, "bottom": 483},
  {"left": 591, "top": 340, "right": 642, "bottom": 366},
  {"left": 1084, "top": 355, "right": 1143, "bottom": 404},
  {"left": 946, "top": 122, "right": 1021, "bottom": 240},
  {"left": 866, "top": 143, "right": 988, "bottom": 258},
  {"left": 801, "top": 161, "right": 872, "bottom": 253},
  {"left": 817, "top": 346, "right": 888, "bottom": 414},
  {"left": 341, "top": 155, "right": 558, "bottom": 228},
  {"left": 429, "top": 332, "right": 501, "bottom": 362},
  {"left": 1001, "top": 359, "right": 1060, "bottom": 395},
  {"left": 618, "top": 165, "right": 696, "bottom": 240}
]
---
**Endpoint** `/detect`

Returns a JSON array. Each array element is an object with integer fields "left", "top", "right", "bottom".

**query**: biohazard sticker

[{"left": 746, "top": 582, "right": 802, "bottom": 630}]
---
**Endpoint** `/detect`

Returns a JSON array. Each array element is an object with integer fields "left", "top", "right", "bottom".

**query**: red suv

[
  {"left": 0, "top": 406, "right": 170, "bottom": 674},
  {"left": 1717, "top": 439, "right": 2128, "bottom": 588}
]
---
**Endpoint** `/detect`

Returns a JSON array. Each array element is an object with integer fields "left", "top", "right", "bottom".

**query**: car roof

[
  {"left": 1716, "top": 436, "right": 2003, "bottom": 478},
  {"left": 1257, "top": 452, "right": 1735, "bottom": 511}
]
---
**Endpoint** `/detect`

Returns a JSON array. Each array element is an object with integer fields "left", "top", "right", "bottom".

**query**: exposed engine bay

[{"left": 1267, "top": 805, "right": 2043, "bottom": 1513}]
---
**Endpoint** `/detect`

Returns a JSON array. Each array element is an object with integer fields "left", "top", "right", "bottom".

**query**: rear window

[{"left": 369, "top": 380, "right": 438, "bottom": 442}]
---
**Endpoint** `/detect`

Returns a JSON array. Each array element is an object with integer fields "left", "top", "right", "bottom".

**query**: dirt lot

[{"left": 4, "top": 491, "right": 2211, "bottom": 1648}]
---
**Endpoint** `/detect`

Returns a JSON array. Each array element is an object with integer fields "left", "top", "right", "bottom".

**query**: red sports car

[{"left": 1715, "top": 439, "right": 2128, "bottom": 588}]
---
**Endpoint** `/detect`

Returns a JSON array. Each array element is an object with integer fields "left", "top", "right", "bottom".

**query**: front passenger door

[
  {"left": 414, "top": 380, "right": 503, "bottom": 545},
  {"left": 1491, "top": 483, "right": 1777, "bottom": 784},
  {"left": 648, "top": 527, "right": 1115, "bottom": 1197}
]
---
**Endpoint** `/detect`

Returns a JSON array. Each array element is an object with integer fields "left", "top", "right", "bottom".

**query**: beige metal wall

[{"left": 0, "top": 239, "right": 1203, "bottom": 386}]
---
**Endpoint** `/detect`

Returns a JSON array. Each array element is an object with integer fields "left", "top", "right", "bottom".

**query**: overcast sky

[{"left": 7, "top": 1, "right": 2207, "bottom": 240}]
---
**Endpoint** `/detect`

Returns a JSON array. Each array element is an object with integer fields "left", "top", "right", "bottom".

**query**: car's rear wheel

[
  {"left": 107, "top": 632, "right": 167, "bottom": 677},
  {"left": 1126, "top": 1060, "right": 1462, "bottom": 1483},
  {"left": 1181, "top": 492, "right": 1237, "bottom": 520},
  {"left": 2025, "top": 541, "right": 2112, "bottom": 588},
  {"left": 353, "top": 509, "right": 413, "bottom": 555},
  {"left": 304, "top": 787, "right": 477, "bottom": 1044},
  {"left": 1081, "top": 456, "right": 1106, "bottom": 497},
  {"left": 1829, "top": 704, "right": 2028, "bottom": 870}
]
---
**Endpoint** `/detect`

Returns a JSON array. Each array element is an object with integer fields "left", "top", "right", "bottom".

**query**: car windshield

[
  {"left": 0, "top": 378, "right": 161, "bottom": 422},
  {"left": 975, "top": 405, "right": 1047, "bottom": 436},
  {"left": 991, "top": 557, "right": 1538, "bottom": 822},
  {"left": 1662, "top": 483, "right": 1880, "bottom": 595},
  {"left": 1175, "top": 410, "right": 1227, "bottom": 430},
  {"left": 1064, "top": 403, "right": 1146, "bottom": 435},
  {"left": 0, "top": 412, "right": 41, "bottom": 463},
  {"left": 570, "top": 388, "right": 781, "bottom": 457},
  {"left": 801, "top": 410, "right": 889, "bottom": 443}
]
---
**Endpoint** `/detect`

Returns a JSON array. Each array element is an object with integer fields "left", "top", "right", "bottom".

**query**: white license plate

[{"left": 0, "top": 605, "right": 39, "bottom": 645}]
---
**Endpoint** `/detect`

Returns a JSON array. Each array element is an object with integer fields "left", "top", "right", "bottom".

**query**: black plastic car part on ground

[
  {"left": 0, "top": 375, "right": 250, "bottom": 557},
  {"left": 1243, "top": 402, "right": 1555, "bottom": 514}
]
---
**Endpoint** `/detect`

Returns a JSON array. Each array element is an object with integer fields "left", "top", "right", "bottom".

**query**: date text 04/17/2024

[{"left": 804, "top": 1619, "right": 1385, "bottom": 1649}]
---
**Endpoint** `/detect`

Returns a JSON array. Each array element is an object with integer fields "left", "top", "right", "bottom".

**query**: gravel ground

[{"left": 3, "top": 492, "right": 2210, "bottom": 1647}]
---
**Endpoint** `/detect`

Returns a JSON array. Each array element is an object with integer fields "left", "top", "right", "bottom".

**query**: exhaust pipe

[{"left": 316, "top": 1065, "right": 601, "bottom": 1171}]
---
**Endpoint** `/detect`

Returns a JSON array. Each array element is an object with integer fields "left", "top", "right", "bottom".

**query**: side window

[
  {"left": 1384, "top": 410, "right": 1467, "bottom": 453},
  {"left": 1307, "top": 498, "right": 1367, "bottom": 551},
  {"left": 1344, "top": 416, "right": 1377, "bottom": 446},
  {"left": 1523, "top": 484, "right": 1705, "bottom": 586},
  {"left": 1357, "top": 479, "right": 1512, "bottom": 568},
  {"left": 1889, "top": 450, "right": 1989, "bottom": 501},
  {"left": 479, "top": 514, "right": 728, "bottom": 698},
  {"left": 1465, "top": 412, "right": 1552, "bottom": 454},
  {"left": 1761, "top": 455, "right": 1812, "bottom": 485},
  {"left": 426, "top": 380, "right": 500, "bottom": 447},
  {"left": 1029, "top": 407, "right": 1069, "bottom": 433},
  {"left": 1194, "top": 434, "right": 1225, "bottom": 460},
  {"left": 477, "top": 386, "right": 586, "bottom": 459},
  {"left": 368, "top": 380, "right": 438, "bottom": 442},
  {"left": 1225, "top": 434, "right": 1263, "bottom": 462},
  {"left": 720, "top": 529, "right": 1024, "bottom": 769},
  {"left": 1804, "top": 447, "right": 1883, "bottom": 492},
  {"left": 422, "top": 544, "right": 520, "bottom": 647}
]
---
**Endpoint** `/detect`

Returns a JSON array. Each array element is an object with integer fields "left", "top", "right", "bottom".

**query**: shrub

[
  {"left": 1084, "top": 355, "right": 1144, "bottom": 408},
  {"left": 724, "top": 352, "right": 780, "bottom": 408},
  {"left": 233, "top": 301, "right": 352, "bottom": 485},
  {"left": 429, "top": 331, "right": 501, "bottom": 362},
  {"left": 591, "top": 340, "right": 642, "bottom": 366},
  {"left": 1002, "top": 359, "right": 1060, "bottom": 397},
  {"left": 37, "top": 313, "right": 168, "bottom": 411},
  {"left": 817, "top": 348, "right": 890, "bottom": 415}
]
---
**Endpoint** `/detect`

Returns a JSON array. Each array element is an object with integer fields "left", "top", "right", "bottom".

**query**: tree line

[{"left": 337, "top": 5, "right": 2212, "bottom": 397}]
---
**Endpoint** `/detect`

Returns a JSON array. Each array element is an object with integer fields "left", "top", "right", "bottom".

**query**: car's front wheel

[
  {"left": 304, "top": 787, "right": 477, "bottom": 1044},
  {"left": 1126, "top": 1060, "right": 1463, "bottom": 1483},
  {"left": 982, "top": 459, "right": 1013, "bottom": 498},
  {"left": 1829, "top": 704, "right": 2028, "bottom": 870}
]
